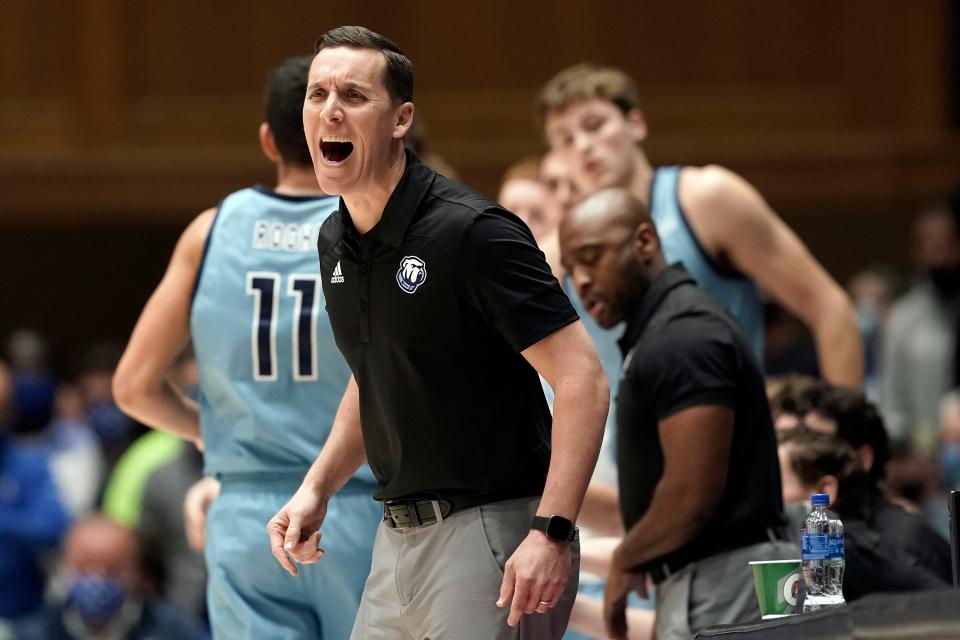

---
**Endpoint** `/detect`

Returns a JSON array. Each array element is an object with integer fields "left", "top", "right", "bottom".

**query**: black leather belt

[
  {"left": 382, "top": 494, "right": 517, "bottom": 529},
  {"left": 647, "top": 524, "right": 786, "bottom": 585},
  {"left": 383, "top": 499, "right": 452, "bottom": 529}
]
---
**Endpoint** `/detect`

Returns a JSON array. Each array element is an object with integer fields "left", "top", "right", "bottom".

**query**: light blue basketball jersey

[
  {"left": 651, "top": 166, "right": 765, "bottom": 363},
  {"left": 191, "top": 186, "right": 375, "bottom": 483}
]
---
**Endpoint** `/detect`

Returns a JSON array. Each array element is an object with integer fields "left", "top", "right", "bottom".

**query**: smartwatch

[{"left": 531, "top": 515, "right": 578, "bottom": 542}]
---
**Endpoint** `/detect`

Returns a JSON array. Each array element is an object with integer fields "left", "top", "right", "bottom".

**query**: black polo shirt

[
  {"left": 317, "top": 151, "right": 579, "bottom": 502},
  {"left": 616, "top": 264, "right": 784, "bottom": 570}
]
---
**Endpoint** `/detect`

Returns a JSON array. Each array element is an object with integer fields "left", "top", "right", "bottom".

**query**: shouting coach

[{"left": 268, "top": 26, "right": 609, "bottom": 639}]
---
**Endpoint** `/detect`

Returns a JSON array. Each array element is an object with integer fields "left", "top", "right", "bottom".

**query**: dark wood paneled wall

[{"left": 1, "top": 0, "right": 958, "bottom": 358}]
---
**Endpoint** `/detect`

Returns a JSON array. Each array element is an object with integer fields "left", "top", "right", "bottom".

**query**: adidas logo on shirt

[{"left": 331, "top": 261, "right": 345, "bottom": 284}]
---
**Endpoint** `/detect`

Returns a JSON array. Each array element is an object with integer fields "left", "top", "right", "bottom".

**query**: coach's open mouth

[{"left": 320, "top": 137, "right": 354, "bottom": 164}]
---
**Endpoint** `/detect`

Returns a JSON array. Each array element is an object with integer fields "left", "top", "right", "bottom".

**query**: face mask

[
  {"left": 942, "top": 442, "right": 960, "bottom": 489},
  {"left": 67, "top": 573, "right": 127, "bottom": 625}
]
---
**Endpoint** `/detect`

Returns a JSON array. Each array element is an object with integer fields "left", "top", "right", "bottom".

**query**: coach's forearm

[
  {"left": 537, "top": 369, "right": 609, "bottom": 521},
  {"left": 301, "top": 376, "right": 368, "bottom": 500}
]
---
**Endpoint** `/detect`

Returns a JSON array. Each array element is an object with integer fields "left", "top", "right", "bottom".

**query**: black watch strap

[{"left": 531, "top": 515, "right": 578, "bottom": 542}]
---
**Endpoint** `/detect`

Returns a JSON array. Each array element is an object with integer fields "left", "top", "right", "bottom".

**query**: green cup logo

[
  {"left": 750, "top": 559, "right": 801, "bottom": 617},
  {"left": 778, "top": 570, "right": 800, "bottom": 607}
]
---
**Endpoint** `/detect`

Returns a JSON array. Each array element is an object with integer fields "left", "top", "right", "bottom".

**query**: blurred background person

[
  {"left": 7, "top": 330, "right": 56, "bottom": 436},
  {"left": 15, "top": 514, "right": 204, "bottom": 640},
  {"left": 0, "top": 359, "right": 70, "bottom": 623},
  {"left": 100, "top": 350, "right": 206, "bottom": 622},
  {"left": 846, "top": 266, "right": 902, "bottom": 400},
  {"left": 498, "top": 156, "right": 564, "bottom": 244},
  {"left": 881, "top": 199, "right": 960, "bottom": 456},
  {"left": 775, "top": 383, "right": 952, "bottom": 583},
  {"left": 541, "top": 150, "right": 585, "bottom": 219},
  {"left": 777, "top": 427, "right": 948, "bottom": 601},
  {"left": 4, "top": 329, "right": 104, "bottom": 519}
]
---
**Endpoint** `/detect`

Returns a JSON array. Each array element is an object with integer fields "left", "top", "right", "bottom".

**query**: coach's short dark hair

[
  {"left": 264, "top": 55, "right": 313, "bottom": 168},
  {"left": 314, "top": 26, "right": 413, "bottom": 104}
]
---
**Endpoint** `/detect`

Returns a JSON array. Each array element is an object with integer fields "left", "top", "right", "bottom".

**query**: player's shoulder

[
  {"left": 678, "top": 164, "right": 751, "bottom": 203},
  {"left": 175, "top": 206, "right": 219, "bottom": 265}
]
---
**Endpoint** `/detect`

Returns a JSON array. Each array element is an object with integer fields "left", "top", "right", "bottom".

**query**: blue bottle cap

[{"left": 811, "top": 493, "right": 830, "bottom": 506}]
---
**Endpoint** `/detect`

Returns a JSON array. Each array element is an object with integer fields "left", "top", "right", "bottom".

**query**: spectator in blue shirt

[{"left": 0, "top": 359, "right": 70, "bottom": 620}]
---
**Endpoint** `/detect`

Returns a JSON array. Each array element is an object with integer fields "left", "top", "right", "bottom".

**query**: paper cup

[{"left": 749, "top": 559, "right": 802, "bottom": 617}]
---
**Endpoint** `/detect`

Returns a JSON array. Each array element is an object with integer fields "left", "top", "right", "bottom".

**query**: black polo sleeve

[
  {"left": 458, "top": 208, "right": 578, "bottom": 352},
  {"left": 632, "top": 313, "right": 740, "bottom": 420}
]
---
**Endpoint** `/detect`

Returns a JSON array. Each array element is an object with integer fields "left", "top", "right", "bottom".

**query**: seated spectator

[
  {"left": 766, "top": 374, "right": 825, "bottom": 430},
  {"left": 804, "top": 385, "right": 890, "bottom": 482},
  {"left": 30, "top": 384, "right": 104, "bottom": 519},
  {"left": 778, "top": 427, "right": 948, "bottom": 601},
  {"left": 15, "top": 514, "right": 204, "bottom": 640},
  {"left": 806, "top": 386, "right": 953, "bottom": 583},
  {"left": 0, "top": 359, "right": 70, "bottom": 621}
]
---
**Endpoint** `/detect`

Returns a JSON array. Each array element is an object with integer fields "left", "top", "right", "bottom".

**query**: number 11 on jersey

[{"left": 246, "top": 271, "right": 321, "bottom": 382}]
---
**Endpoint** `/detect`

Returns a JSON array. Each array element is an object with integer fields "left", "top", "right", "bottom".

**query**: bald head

[
  {"left": 568, "top": 187, "right": 651, "bottom": 231},
  {"left": 63, "top": 515, "right": 141, "bottom": 587},
  {"left": 558, "top": 187, "right": 662, "bottom": 329}
]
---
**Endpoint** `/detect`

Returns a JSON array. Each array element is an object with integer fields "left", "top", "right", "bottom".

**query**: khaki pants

[
  {"left": 350, "top": 496, "right": 580, "bottom": 640},
  {"left": 654, "top": 540, "right": 797, "bottom": 640}
]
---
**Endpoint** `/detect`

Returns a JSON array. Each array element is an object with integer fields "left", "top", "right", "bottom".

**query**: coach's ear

[
  {"left": 392, "top": 103, "right": 414, "bottom": 140},
  {"left": 259, "top": 122, "right": 281, "bottom": 163}
]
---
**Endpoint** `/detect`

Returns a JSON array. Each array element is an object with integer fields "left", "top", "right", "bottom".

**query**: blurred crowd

[
  {"left": 0, "top": 335, "right": 206, "bottom": 639},
  {"left": 2, "top": 94, "right": 959, "bottom": 640}
]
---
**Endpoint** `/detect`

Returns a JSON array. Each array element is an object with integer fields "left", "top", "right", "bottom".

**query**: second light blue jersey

[
  {"left": 191, "top": 186, "right": 374, "bottom": 482},
  {"left": 651, "top": 165, "right": 765, "bottom": 364}
]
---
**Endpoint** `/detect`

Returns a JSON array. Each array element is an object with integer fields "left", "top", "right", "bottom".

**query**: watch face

[{"left": 545, "top": 516, "right": 573, "bottom": 541}]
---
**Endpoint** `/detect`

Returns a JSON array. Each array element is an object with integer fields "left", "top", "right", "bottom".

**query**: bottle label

[{"left": 801, "top": 532, "right": 844, "bottom": 560}]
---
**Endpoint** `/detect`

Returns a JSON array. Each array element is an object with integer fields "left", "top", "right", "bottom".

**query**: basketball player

[
  {"left": 538, "top": 64, "right": 863, "bottom": 388},
  {"left": 112, "top": 56, "right": 381, "bottom": 639}
]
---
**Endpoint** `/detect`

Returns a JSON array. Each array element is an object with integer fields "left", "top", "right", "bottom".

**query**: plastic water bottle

[{"left": 801, "top": 493, "right": 845, "bottom": 612}]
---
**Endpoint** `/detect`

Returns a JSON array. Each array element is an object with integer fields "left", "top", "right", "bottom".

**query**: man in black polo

[
  {"left": 266, "top": 27, "right": 609, "bottom": 639},
  {"left": 558, "top": 188, "right": 793, "bottom": 640}
]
